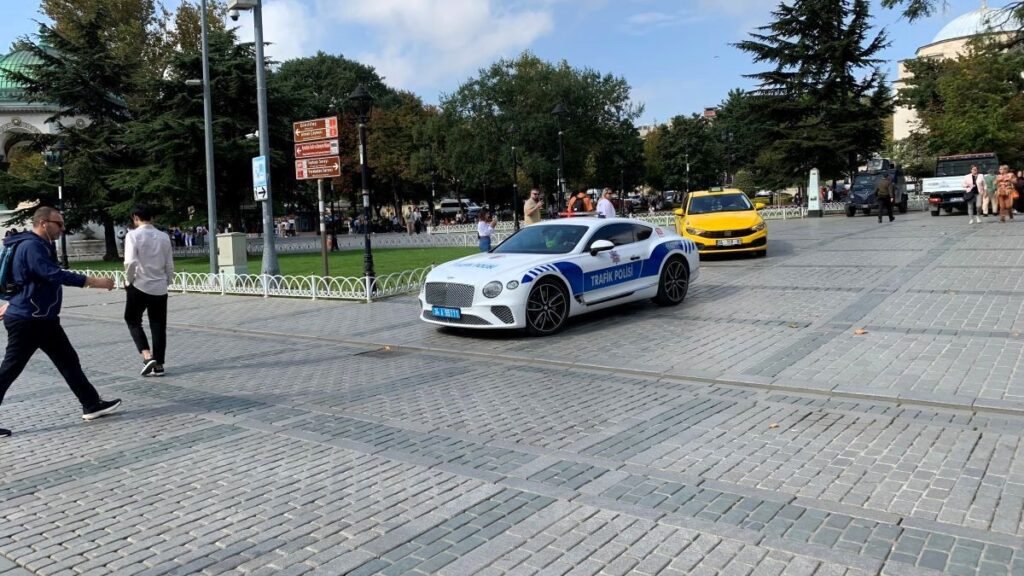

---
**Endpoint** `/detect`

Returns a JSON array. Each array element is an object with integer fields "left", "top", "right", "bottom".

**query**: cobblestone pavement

[{"left": 1, "top": 211, "right": 1023, "bottom": 575}]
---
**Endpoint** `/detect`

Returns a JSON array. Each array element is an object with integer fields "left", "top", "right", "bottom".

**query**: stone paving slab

[{"left": 1, "top": 212, "right": 1024, "bottom": 575}]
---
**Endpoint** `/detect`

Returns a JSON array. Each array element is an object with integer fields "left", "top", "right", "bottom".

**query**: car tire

[
  {"left": 931, "top": 210, "right": 941, "bottom": 217},
  {"left": 863, "top": 208, "right": 872, "bottom": 216},
  {"left": 845, "top": 206, "right": 855, "bottom": 217},
  {"left": 898, "top": 200, "right": 908, "bottom": 214},
  {"left": 525, "top": 278, "right": 569, "bottom": 336},
  {"left": 944, "top": 206, "right": 954, "bottom": 214},
  {"left": 653, "top": 256, "right": 689, "bottom": 307}
]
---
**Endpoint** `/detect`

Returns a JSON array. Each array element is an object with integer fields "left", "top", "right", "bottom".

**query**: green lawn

[{"left": 73, "top": 246, "right": 477, "bottom": 277}]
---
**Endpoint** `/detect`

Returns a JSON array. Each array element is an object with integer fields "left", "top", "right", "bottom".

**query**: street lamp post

[
  {"left": 430, "top": 169, "right": 438, "bottom": 227},
  {"left": 551, "top": 103, "right": 567, "bottom": 218},
  {"left": 348, "top": 84, "right": 376, "bottom": 293},
  {"left": 508, "top": 124, "right": 520, "bottom": 231},
  {"left": 44, "top": 140, "right": 69, "bottom": 268},
  {"left": 230, "top": 0, "right": 279, "bottom": 275},
  {"left": 193, "top": 0, "right": 217, "bottom": 275}
]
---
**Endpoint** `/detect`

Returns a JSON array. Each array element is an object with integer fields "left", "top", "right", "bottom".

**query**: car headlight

[
  {"left": 482, "top": 281, "right": 503, "bottom": 298},
  {"left": 506, "top": 280, "right": 519, "bottom": 290},
  {"left": 685, "top": 227, "right": 705, "bottom": 236},
  {"left": 752, "top": 222, "right": 766, "bottom": 232}
]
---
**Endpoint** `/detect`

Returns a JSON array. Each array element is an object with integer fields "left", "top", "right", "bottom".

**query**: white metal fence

[
  {"left": 171, "top": 232, "right": 508, "bottom": 257},
  {"left": 80, "top": 266, "right": 434, "bottom": 303}
]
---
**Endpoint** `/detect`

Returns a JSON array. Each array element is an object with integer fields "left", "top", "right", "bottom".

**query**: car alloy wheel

[
  {"left": 654, "top": 257, "right": 689, "bottom": 306},
  {"left": 525, "top": 278, "right": 568, "bottom": 336}
]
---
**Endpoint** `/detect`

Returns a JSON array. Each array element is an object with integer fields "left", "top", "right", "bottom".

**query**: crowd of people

[{"left": 963, "top": 165, "right": 1024, "bottom": 224}]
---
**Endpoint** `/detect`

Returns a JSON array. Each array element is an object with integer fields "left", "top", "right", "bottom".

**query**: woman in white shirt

[{"left": 477, "top": 210, "right": 497, "bottom": 252}]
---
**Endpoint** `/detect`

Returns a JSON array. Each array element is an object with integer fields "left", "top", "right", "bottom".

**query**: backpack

[{"left": 0, "top": 242, "right": 21, "bottom": 300}]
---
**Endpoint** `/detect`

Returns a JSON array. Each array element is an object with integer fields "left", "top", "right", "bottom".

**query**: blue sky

[{"left": 0, "top": 0, "right": 998, "bottom": 124}]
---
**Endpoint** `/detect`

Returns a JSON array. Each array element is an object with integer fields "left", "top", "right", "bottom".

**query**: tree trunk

[{"left": 102, "top": 214, "right": 119, "bottom": 261}]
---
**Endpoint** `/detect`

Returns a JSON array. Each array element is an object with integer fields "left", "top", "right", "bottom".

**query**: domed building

[
  {"left": 892, "top": 2, "right": 1019, "bottom": 141},
  {"left": 0, "top": 48, "right": 66, "bottom": 167}
]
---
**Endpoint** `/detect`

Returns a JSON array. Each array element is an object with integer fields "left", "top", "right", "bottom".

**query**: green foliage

[
  {"left": 735, "top": 0, "right": 892, "bottom": 183},
  {"left": 657, "top": 115, "right": 724, "bottom": 191},
  {"left": 897, "top": 41, "right": 1024, "bottom": 165},
  {"left": 732, "top": 169, "right": 757, "bottom": 194},
  {"left": 437, "top": 52, "right": 644, "bottom": 208}
]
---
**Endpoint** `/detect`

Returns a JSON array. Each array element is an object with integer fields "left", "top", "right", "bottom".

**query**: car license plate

[
  {"left": 432, "top": 306, "right": 462, "bottom": 319},
  {"left": 949, "top": 197, "right": 963, "bottom": 202},
  {"left": 716, "top": 239, "right": 743, "bottom": 247}
]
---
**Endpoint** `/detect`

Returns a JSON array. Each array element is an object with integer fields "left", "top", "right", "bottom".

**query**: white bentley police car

[{"left": 419, "top": 217, "right": 699, "bottom": 335}]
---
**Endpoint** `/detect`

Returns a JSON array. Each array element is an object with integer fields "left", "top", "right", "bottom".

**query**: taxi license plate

[
  {"left": 716, "top": 239, "right": 743, "bottom": 247},
  {"left": 432, "top": 306, "right": 462, "bottom": 319}
]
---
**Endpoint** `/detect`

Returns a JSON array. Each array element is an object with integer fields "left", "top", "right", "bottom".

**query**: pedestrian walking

[
  {"left": 874, "top": 174, "right": 895, "bottom": 223},
  {"left": 0, "top": 207, "right": 122, "bottom": 436},
  {"left": 963, "top": 165, "right": 984, "bottom": 224},
  {"left": 1015, "top": 170, "right": 1024, "bottom": 214},
  {"left": 123, "top": 205, "right": 174, "bottom": 377},
  {"left": 596, "top": 188, "right": 616, "bottom": 219},
  {"left": 982, "top": 167, "right": 997, "bottom": 217},
  {"left": 524, "top": 189, "right": 544, "bottom": 225},
  {"left": 477, "top": 210, "right": 496, "bottom": 252},
  {"left": 995, "top": 165, "right": 1017, "bottom": 223}
]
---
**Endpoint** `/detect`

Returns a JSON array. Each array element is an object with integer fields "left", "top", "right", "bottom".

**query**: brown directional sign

[
  {"left": 294, "top": 139, "right": 340, "bottom": 159},
  {"left": 295, "top": 156, "right": 341, "bottom": 180},
  {"left": 293, "top": 117, "right": 339, "bottom": 143}
]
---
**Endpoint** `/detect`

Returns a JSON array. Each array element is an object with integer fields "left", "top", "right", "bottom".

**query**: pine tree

[{"left": 735, "top": 0, "right": 891, "bottom": 184}]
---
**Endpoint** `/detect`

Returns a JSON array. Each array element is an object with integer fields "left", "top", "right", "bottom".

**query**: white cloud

[
  {"left": 624, "top": 9, "right": 701, "bottom": 34},
  {"left": 316, "top": 0, "right": 554, "bottom": 90},
  {"left": 233, "top": 0, "right": 325, "bottom": 64}
]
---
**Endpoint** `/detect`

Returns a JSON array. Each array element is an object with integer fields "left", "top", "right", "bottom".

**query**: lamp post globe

[
  {"left": 348, "top": 83, "right": 376, "bottom": 294},
  {"left": 507, "top": 123, "right": 519, "bottom": 231}
]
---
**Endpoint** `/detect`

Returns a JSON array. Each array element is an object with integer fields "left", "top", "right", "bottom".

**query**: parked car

[{"left": 673, "top": 188, "right": 767, "bottom": 258}]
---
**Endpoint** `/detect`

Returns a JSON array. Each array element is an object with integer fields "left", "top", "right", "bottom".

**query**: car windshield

[
  {"left": 493, "top": 225, "right": 588, "bottom": 254},
  {"left": 687, "top": 193, "right": 753, "bottom": 214},
  {"left": 852, "top": 174, "right": 880, "bottom": 195}
]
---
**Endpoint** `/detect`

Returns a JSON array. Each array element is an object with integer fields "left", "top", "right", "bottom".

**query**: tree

[
  {"left": 735, "top": 0, "right": 892, "bottom": 185},
  {"left": 658, "top": 115, "right": 725, "bottom": 192},
  {"left": 896, "top": 40, "right": 1024, "bottom": 164},
  {"left": 438, "top": 52, "right": 644, "bottom": 209},
  {"left": 642, "top": 126, "right": 666, "bottom": 191}
]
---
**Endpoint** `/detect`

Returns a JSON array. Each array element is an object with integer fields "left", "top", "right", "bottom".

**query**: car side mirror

[
  {"left": 754, "top": 202, "right": 766, "bottom": 210},
  {"left": 673, "top": 208, "right": 685, "bottom": 216},
  {"left": 589, "top": 239, "right": 615, "bottom": 256}
]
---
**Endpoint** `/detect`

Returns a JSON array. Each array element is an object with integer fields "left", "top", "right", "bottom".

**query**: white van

[{"left": 438, "top": 198, "right": 481, "bottom": 217}]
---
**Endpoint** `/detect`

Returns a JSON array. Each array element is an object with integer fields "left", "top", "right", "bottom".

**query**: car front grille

[
  {"left": 700, "top": 227, "right": 758, "bottom": 238},
  {"left": 424, "top": 282, "right": 475, "bottom": 307},
  {"left": 421, "top": 310, "right": 491, "bottom": 325},
  {"left": 491, "top": 306, "right": 514, "bottom": 324}
]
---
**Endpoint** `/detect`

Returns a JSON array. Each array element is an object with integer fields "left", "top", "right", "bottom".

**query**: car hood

[
  {"left": 683, "top": 211, "right": 763, "bottom": 230},
  {"left": 427, "top": 252, "right": 561, "bottom": 283}
]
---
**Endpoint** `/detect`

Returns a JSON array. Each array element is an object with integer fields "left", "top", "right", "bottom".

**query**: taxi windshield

[
  {"left": 493, "top": 225, "right": 588, "bottom": 254},
  {"left": 687, "top": 193, "right": 753, "bottom": 215}
]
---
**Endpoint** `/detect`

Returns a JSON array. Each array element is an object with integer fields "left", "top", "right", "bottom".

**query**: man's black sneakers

[
  {"left": 82, "top": 399, "right": 122, "bottom": 421},
  {"left": 145, "top": 364, "right": 164, "bottom": 377},
  {"left": 141, "top": 358, "right": 158, "bottom": 376},
  {"left": 0, "top": 428, "right": 10, "bottom": 437}
]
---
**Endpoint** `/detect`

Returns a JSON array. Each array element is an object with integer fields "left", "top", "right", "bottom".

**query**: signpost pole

[{"left": 318, "top": 178, "right": 328, "bottom": 276}]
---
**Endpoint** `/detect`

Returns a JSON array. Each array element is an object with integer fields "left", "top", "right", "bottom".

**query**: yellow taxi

[{"left": 673, "top": 188, "right": 767, "bottom": 257}]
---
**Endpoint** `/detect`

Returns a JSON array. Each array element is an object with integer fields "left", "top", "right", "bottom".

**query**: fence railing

[
  {"left": 171, "top": 232, "right": 508, "bottom": 258},
  {"left": 80, "top": 266, "right": 434, "bottom": 303}
]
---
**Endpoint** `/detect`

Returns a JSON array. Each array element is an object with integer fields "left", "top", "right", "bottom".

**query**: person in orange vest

[{"left": 567, "top": 190, "right": 594, "bottom": 215}]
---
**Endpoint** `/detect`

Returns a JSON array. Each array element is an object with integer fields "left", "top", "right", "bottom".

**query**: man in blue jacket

[{"left": 0, "top": 206, "right": 122, "bottom": 437}]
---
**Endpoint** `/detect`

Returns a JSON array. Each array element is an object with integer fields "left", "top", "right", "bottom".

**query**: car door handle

[{"left": 630, "top": 256, "right": 641, "bottom": 261}]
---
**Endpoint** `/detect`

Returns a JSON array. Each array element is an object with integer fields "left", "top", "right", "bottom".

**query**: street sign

[
  {"left": 293, "top": 117, "right": 339, "bottom": 143},
  {"left": 252, "top": 155, "right": 269, "bottom": 201},
  {"left": 294, "top": 139, "right": 339, "bottom": 159},
  {"left": 295, "top": 156, "right": 341, "bottom": 180}
]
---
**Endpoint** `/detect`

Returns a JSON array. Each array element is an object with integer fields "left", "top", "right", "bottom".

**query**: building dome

[
  {"left": 931, "top": 6, "right": 1018, "bottom": 44},
  {"left": 0, "top": 50, "right": 44, "bottom": 101}
]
